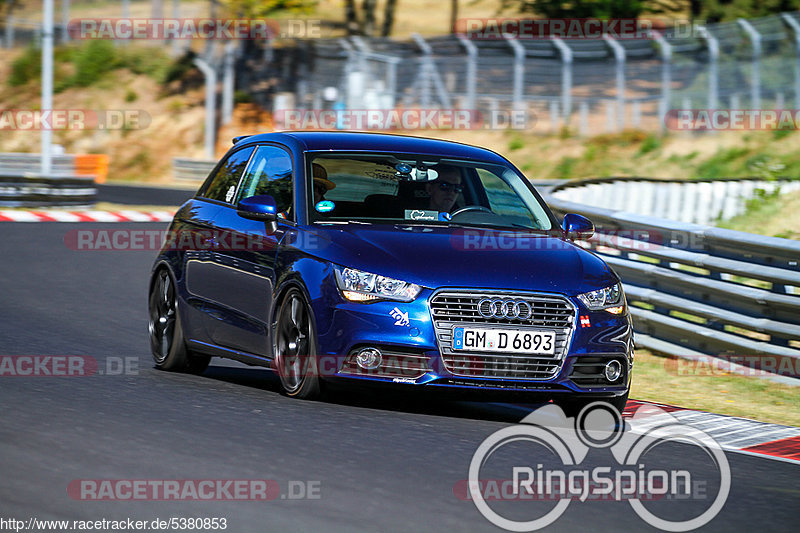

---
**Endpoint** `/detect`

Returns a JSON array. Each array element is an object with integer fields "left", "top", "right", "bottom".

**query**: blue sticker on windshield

[
  {"left": 438, "top": 212, "right": 452, "bottom": 221},
  {"left": 315, "top": 200, "right": 335, "bottom": 213}
]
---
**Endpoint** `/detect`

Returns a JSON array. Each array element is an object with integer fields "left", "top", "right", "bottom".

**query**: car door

[
  {"left": 180, "top": 145, "right": 255, "bottom": 345},
  {"left": 203, "top": 144, "right": 295, "bottom": 357}
]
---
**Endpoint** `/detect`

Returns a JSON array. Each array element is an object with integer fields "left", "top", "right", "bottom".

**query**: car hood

[{"left": 297, "top": 224, "right": 617, "bottom": 296}]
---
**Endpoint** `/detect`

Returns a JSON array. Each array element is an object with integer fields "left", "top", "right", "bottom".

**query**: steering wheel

[{"left": 451, "top": 205, "right": 494, "bottom": 217}]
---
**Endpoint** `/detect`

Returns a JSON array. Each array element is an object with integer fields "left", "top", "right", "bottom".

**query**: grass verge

[{"left": 631, "top": 351, "right": 800, "bottom": 427}]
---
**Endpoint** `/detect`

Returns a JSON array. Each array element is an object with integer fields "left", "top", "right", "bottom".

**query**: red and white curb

[
  {"left": 504, "top": 399, "right": 800, "bottom": 464},
  {"left": 621, "top": 400, "right": 800, "bottom": 464},
  {"left": 0, "top": 210, "right": 175, "bottom": 222}
]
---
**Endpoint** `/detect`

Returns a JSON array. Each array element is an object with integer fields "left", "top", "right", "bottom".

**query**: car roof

[{"left": 240, "top": 131, "right": 509, "bottom": 164}]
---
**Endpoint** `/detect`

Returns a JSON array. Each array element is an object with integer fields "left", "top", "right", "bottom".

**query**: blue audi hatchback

[{"left": 149, "top": 132, "right": 632, "bottom": 411}]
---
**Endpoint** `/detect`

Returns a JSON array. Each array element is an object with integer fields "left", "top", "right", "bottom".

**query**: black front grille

[{"left": 430, "top": 291, "right": 576, "bottom": 380}]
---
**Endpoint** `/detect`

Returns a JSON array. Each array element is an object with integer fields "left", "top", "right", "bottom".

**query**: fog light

[
  {"left": 355, "top": 347, "right": 382, "bottom": 370},
  {"left": 604, "top": 360, "right": 622, "bottom": 382}
]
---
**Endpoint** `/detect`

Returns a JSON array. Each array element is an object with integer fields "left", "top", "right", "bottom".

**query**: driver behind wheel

[{"left": 426, "top": 165, "right": 463, "bottom": 213}]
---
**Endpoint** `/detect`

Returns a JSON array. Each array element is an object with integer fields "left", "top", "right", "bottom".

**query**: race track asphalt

[{"left": 0, "top": 222, "right": 797, "bottom": 532}]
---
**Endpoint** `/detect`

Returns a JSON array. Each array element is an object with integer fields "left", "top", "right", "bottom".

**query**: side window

[
  {"left": 235, "top": 145, "right": 294, "bottom": 218},
  {"left": 197, "top": 146, "right": 255, "bottom": 203},
  {"left": 477, "top": 168, "right": 545, "bottom": 228}
]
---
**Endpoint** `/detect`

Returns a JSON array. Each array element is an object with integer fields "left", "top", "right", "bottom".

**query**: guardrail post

[
  {"left": 551, "top": 37, "right": 573, "bottom": 121},
  {"left": 193, "top": 57, "right": 217, "bottom": 159},
  {"left": 457, "top": 35, "right": 477, "bottom": 110},
  {"left": 737, "top": 18, "right": 762, "bottom": 109},
  {"left": 697, "top": 26, "right": 719, "bottom": 110},
  {"left": 503, "top": 33, "right": 525, "bottom": 113},
  {"left": 603, "top": 34, "right": 626, "bottom": 130},
  {"left": 652, "top": 31, "right": 672, "bottom": 133},
  {"left": 780, "top": 13, "right": 800, "bottom": 108}
]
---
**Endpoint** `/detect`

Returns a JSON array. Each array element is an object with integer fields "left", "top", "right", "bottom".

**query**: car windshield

[{"left": 306, "top": 153, "right": 553, "bottom": 231}]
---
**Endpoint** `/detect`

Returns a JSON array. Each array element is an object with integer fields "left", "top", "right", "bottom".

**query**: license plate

[{"left": 452, "top": 327, "right": 555, "bottom": 355}]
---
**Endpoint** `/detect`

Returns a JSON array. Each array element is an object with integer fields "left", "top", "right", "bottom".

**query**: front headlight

[
  {"left": 577, "top": 283, "right": 626, "bottom": 314},
  {"left": 334, "top": 267, "right": 422, "bottom": 302}
]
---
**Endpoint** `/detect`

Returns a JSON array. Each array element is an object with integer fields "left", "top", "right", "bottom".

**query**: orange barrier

[{"left": 74, "top": 154, "right": 110, "bottom": 183}]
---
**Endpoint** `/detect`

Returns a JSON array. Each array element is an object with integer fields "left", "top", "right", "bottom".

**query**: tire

[
  {"left": 273, "top": 287, "right": 321, "bottom": 400},
  {"left": 148, "top": 268, "right": 211, "bottom": 374}
]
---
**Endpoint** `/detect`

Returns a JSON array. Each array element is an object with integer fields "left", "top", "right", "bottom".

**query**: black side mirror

[
  {"left": 561, "top": 213, "right": 594, "bottom": 240},
  {"left": 237, "top": 195, "right": 278, "bottom": 234}
]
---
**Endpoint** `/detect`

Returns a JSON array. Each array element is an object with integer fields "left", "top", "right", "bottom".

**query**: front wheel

[
  {"left": 274, "top": 288, "right": 321, "bottom": 400},
  {"left": 148, "top": 268, "right": 210, "bottom": 374}
]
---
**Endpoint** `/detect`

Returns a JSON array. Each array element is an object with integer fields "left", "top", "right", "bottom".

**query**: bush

[
  {"left": 71, "top": 40, "right": 118, "bottom": 87},
  {"left": 637, "top": 134, "right": 661, "bottom": 155},
  {"left": 8, "top": 45, "right": 41, "bottom": 86},
  {"left": 117, "top": 46, "right": 171, "bottom": 83}
]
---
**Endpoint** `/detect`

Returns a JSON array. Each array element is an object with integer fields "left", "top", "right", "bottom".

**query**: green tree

[{"left": 345, "top": 0, "right": 400, "bottom": 37}]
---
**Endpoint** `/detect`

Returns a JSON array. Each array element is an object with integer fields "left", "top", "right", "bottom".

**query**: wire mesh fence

[
  {"left": 5, "top": 8, "right": 800, "bottom": 135},
  {"left": 240, "top": 13, "right": 800, "bottom": 135}
]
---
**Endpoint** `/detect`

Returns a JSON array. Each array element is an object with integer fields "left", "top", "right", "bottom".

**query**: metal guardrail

[
  {"left": 550, "top": 176, "right": 800, "bottom": 225},
  {"left": 544, "top": 190, "right": 800, "bottom": 380},
  {"left": 172, "top": 158, "right": 216, "bottom": 183},
  {"left": 0, "top": 153, "right": 107, "bottom": 207},
  {"left": 0, "top": 174, "right": 96, "bottom": 207}
]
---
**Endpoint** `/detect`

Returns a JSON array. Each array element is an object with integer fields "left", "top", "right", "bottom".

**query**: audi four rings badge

[{"left": 478, "top": 298, "right": 533, "bottom": 320}]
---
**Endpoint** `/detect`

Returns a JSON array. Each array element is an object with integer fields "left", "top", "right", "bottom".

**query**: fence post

[
  {"left": 4, "top": 15, "right": 14, "bottom": 48},
  {"left": 697, "top": 26, "right": 719, "bottom": 110},
  {"left": 222, "top": 41, "right": 235, "bottom": 125},
  {"left": 652, "top": 31, "right": 672, "bottom": 133},
  {"left": 61, "top": 0, "right": 69, "bottom": 43},
  {"left": 193, "top": 57, "right": 217, "bottom": 159},
  {"left": 339, "top": 38, "right": 357, "bottom": 108},
  {"left": 780, "top": 13, "right": 800, "bottom": 108},
  {"left": 411, "top": 33, "right": 451, "bottom": 108},
  {"left": 603, "top": 34, "right": 626, "bottom": 130},
  {"left": 605, "top": 101, "right": 615, "bottom": 132},
  {"left": 503, "top": 33, "right": 525, "bottom": 112},
  {"left": 737, "top": 18, "right": 762, "bottom": 109},
  {"left": 549, "top": 100, "right": 559, "bottom": 132},
  {"left": 579, "top": 100, "right": 589, "bottom": 136},
  {"left": 42, "top": 0, "right": 54, "bottom": 175},
  {"left": 170, "top": 0, "right": 180, "bottom": 56},
  {"left": 457, "top": 35, "right": 477, "bottom": 110},
  {"left": 551, "top": 36, "right": 573, "bottom": 121}
]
